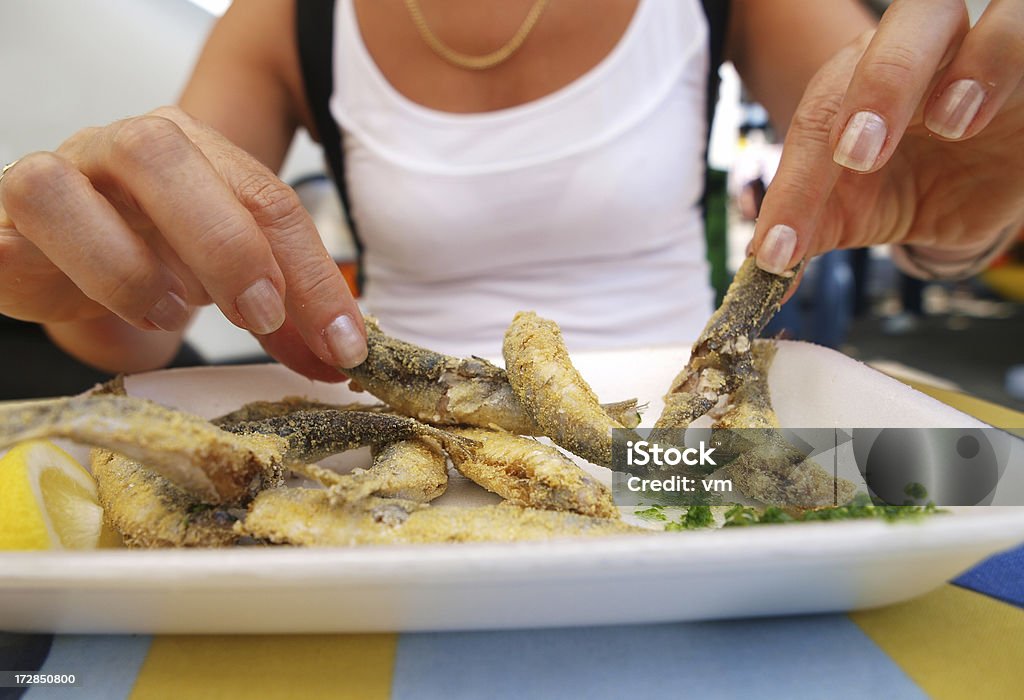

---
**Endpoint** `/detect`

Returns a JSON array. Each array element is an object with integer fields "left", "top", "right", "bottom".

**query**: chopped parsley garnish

[
  {"left": 643, "top": 494, "right": 943, "bottom": 532},
  {"left": 724, "top": 494, "right": 943, "bottom": 527},
  {"left": 635, "top": 505, "right": 668, "bottom": 522},
  {"left": 665, "top": 505, "right": 714, "bottom": 531},
  {"left": 903, "top": 482, "right": 929, "bottom": 500}
]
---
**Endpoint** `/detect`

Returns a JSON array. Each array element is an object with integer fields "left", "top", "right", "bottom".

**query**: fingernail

[
  {"left": 325, "top": 314, "right": 368, "bottom": 368},
  {"left": 926, "top": 79, "right": 985, "bottom": 140},
  {"left": 236, "top": 278, "right": 285, "bottom": 335},
  {"left": 756, "top": 224, "right": 797, "bottom": 275},
  {"left": 833, "top": 111, "right": 887, "bottom": 172},
  {"left": 145, "top": 290, "right": 189, "bottom": 331}
]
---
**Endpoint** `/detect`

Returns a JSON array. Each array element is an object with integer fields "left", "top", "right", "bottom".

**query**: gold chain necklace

[{"left": 403, "top": 0, "right": 550, "bottom": 71}]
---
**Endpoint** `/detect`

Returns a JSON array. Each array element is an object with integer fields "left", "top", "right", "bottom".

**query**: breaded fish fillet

[
  {"left": 238, "top": 490, "right": 641, "bottom": 546},
  {"left": 92, "top": 449, "right": 240, "bottom": 548},
  {"left": 345, "top": 318, "right": 642, "bottom": 433},
  {"left": 449, "top": 428, "right": 617, "bottom": 518},
  {"left": 0, "top": 395, "right": 287, "bottom": 505},
  {"left": 653, "top": 257, "right": 801, "bottom": 433},
  {"left": 714, "top": 341, "right": 858, "bottom": 507},
  {"left": 301, "top": 438, "right": 450, "bottom": 505},
  {"left": 503, "top": 312, "right": 639, "bottom": 467}
]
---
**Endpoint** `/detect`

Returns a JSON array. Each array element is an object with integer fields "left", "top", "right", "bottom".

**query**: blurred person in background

[{"left": 0, "top": 0, "right": 1020, "bottom": 391}]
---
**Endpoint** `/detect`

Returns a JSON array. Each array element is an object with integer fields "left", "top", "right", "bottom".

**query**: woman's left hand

[{"left": 751, "top": 0, "right": 1024, "bottom": 278}]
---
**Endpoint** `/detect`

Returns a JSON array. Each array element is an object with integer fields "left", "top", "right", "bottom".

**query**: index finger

[
  {"left": 751, "top": 38, "right": 867, "bottom": 274},
  {"left": 168, "top": 110, "right": 368, "bottom": 369}
]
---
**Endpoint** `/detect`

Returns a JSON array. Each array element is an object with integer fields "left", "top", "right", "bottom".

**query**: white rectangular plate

[{"left": 1, "top": 341, "right": 1022, "bottom": 633}]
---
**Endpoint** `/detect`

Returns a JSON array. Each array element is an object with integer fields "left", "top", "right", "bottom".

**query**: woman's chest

[
  {"left": 353, "top": 0, "right": 642, "bottom": 113},
  {"left": 346, "top": 89, "right": 709, "bottom": 279}
]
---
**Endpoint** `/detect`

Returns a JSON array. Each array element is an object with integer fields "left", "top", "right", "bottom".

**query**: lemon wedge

[{"left": 0, "top": 440, "right": 106, "bottom": 550}]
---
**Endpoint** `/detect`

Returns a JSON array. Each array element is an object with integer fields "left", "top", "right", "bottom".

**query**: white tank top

[{"left": 331, "top": 0, "right": 712, "bottom": 357}]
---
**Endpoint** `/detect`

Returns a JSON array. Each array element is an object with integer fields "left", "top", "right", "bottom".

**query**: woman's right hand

[{"left": 0, "top": 106, "right": 367, "bottom": 380}]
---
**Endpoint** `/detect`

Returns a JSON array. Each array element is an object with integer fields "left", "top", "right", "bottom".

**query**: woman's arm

[
  {"left": 727, "top": 0, "right": 875, "bottom": 136},
  {"left": 179, "top": 0, "right": 313, "bottom": 170}
]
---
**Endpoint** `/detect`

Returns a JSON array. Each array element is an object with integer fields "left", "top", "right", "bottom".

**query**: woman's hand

[
  {"left": 0, "top": 106, "right": 366, "bottom": 380},
  {"left": 751, "top": 0, "right": 1024, "bottom": 278}
]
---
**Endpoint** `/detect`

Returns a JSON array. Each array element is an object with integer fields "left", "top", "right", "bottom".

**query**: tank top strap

[
  {"left": 295, "top": 0, "right": 361, "bottom": 254},
  {"left": 702, "top": 0, "right": 731, "bottom": 144}
]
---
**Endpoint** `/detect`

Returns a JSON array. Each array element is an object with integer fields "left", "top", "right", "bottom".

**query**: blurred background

[{"left": 1, "top": 0, "right": 1020, "bottom": 410}]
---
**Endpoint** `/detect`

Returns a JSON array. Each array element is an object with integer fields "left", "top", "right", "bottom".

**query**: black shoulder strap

[
  {"left": 701, "top": 0, "right": 731, "bottom": 144},
  {"left": 700, "top": 0, "right": 732, "bottom": 303},
  {"left": 295, "top": 0, "right": 361, "bottom": 251}
]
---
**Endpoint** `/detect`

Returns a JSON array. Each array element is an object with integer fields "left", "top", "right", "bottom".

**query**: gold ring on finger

[{"left": 0, "top": 159, "right": 19, "bottom": 185}]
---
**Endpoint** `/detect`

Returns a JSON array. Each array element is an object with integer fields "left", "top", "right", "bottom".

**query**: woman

[{"left": 0, "top": 0, "right": 1020, "bottom": 382}]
